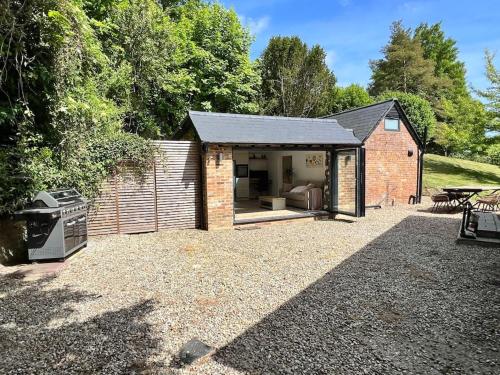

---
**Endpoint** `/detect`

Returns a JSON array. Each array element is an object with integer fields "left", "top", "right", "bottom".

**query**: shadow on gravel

[
  {"left": 215, "top": 215, "right": 500, "bottom": 374},
  {"left": 0, "top": 275, "right": 163, "bottom": 373},
  {"left": 417, "top": 207, "right": 463, "bottom": 215}
]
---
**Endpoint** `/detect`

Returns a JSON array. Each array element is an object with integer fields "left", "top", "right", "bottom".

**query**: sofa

[{"left": 281, "top": 180, "right": 324, "bottom": 210}]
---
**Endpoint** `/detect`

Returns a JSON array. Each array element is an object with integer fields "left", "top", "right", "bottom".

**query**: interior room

[{"left": 233, "top": 149, "right": 330, "bottom": 223}]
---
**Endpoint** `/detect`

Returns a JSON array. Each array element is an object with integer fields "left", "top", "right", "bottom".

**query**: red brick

[
  {"left": 364, "top": 120, "right": 419, "bottom": 206},
  {"left": 203, "top": 145, "right": 233, "bottom": 230}
]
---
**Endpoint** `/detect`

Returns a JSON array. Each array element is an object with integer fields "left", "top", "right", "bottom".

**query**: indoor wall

[{"left": 232, "top": 149, "right": 327, "bottom": 199}]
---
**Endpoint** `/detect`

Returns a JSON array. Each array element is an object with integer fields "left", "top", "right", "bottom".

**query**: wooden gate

[{"left": 87, "top": 141, "right": 201, "bottom": 235}]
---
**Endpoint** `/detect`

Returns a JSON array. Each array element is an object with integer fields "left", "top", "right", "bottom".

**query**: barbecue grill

[{"left": 15, "top": 189, "right": 88, "bottom": 260}]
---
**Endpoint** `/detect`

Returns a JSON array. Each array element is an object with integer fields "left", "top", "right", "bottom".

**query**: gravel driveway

[{"left": 1, "top": 204, "right": 499, "bottom": 374}]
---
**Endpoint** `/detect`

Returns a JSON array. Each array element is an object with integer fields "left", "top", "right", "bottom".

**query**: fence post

[
  {"left": 153, "top": 160, "right": 158, "bottom": 232},
  {"left": 114, "top": 173, "right": 120, "bottom": 234}
]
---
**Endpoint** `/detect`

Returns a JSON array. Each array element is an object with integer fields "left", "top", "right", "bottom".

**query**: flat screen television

[{"left": 235, "top": 164, "right": 249, "bottom": 178}]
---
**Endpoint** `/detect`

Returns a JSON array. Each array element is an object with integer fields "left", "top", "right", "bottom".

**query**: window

[
  {"left": 384, "top": 118, "right": 399, "bottom": 131},
  {"left": 235, "top": 164, "right": 248, "bottom": 177}
]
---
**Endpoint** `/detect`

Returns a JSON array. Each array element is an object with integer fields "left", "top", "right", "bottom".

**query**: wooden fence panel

[
  {"left": 87, "top": 176, "right": 119, "bottom": 236},
  {"left": 87, "top": 140, "right": 201, "bottom": 236},
  {"left": 155, "top": 141, "right": 201, "bottom": 230},
  {"left": 116, "top": 166, "right": 156, "bottom": 234}
]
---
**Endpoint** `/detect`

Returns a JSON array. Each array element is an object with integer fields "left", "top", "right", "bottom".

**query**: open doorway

[{"left": 233, "top": 148, "right": 330, "bottom": 224}]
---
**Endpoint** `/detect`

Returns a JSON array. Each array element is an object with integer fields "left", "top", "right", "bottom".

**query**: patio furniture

[
  {"left": 259, "top": 196, "right": 286, "bottom": 210},
  {"left": 459, "top": 202, "right": 500, "bottom": 244},
  {"left": 475, "top": 211, "right": 500, "bottom": 239},
  {"left": 281, "top": 180, "right": 323, "bottom": 210},
  {"left": 430, "top": 188, "right": 453, "bottom": 212},
  {"left": 475, "top": 193, "right": 500, "bottom": 212},
  {"left": 447, "top": 191, "right": 468, "bottom": 202},
  {"left": 442, "top": 186, "right": 500, "bottom": 209}
]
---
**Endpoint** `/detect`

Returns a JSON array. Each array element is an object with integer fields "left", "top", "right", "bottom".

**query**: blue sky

[{"left": 220, "top": 0, "right": 500, "bottom": 91}]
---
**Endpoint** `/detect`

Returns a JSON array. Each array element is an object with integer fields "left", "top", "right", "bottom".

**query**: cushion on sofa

[{"left": 289, "top": 185, "right": 308, "bottom": 194}]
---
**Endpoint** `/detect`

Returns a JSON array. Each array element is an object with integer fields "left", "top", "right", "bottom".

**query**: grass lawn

[{"left": 423, "top": 153, "right": 500, "bottom": 193}]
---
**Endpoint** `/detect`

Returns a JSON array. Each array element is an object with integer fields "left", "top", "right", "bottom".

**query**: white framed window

[{"left": 384, "top": 118, "right": 400, "bottom": 131}]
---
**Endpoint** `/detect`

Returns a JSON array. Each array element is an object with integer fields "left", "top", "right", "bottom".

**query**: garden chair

[
  {"left": 429, "top": 188, "right": 453, "bottom": 213},
  {"left": 475, "top": 193, "right": 500, "bottom": 212},
  {"left": 447, "top": 191, "right": 468, "bottom": 205}
]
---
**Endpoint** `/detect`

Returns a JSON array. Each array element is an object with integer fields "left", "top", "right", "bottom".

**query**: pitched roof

[
  {"left": 186, "top": 111, "right": 361, "bottom": 145},
  {"left": 324, "top": 100, "right": 395, "bottom": 142}
]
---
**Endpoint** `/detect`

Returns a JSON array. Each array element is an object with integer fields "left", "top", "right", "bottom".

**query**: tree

[
  {"left": 369, "top": 21, "right": 447, "bottom": 101},
  {"left": 0, "top": 0, "right": 153, "bottom": 213},
  {"left": 0, "top": 0, "right": 262, "bottom": 213},
  {"left": 86, "top": 0, "right": 259, "bottom": 137},
  {"left": 415, "top": 22, "right": 467, "bottom": 99},
  {"left": 90, "top": 0, "right": 259, "bottom": 138},
  {"left": 174, "top": 0, "right": 260, "bottom": 118},
  {"left": 260, "top": 36, "right": 335, "bottom": 117},
  {"left": 100, "top": 0, "right": 191, "bottom": 138},
  {"left": 368, "top": 20, "right": 494, "bottom": 158},
  {"left": 486, "top": 142, "right": 500, "bottom": 166},
  {"left": 329, "top": 84, "right": 372, "bottom": 113},
  {"left": 377, "top": 91, "right": 436, "bottom": 141},
  {"left": 435, "top": 96, "right": 489, "bottom": 156},
  {"left": 476, "top": 50, "right": 500, "bottom": 133}
]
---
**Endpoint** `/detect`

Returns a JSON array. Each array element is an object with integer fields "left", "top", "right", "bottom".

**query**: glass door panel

[{"left": 333, "top": 149, "right": 357, "bottom": 216}]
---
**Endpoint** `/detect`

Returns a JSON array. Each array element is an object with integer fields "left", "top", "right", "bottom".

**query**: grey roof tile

[
  {"left": 324, "top": 100, "right": 394, "bottom": 141},
  {"left": 188, "top": 111, "right": 361, "bottom": 145}
]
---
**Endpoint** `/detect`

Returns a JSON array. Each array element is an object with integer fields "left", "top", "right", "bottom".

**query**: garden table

[{"left": 442, "top": 186, "right": 500, "bottom": 208}]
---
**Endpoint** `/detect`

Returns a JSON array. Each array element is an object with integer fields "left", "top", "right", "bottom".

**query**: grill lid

[{"left": 32, "top": 189, "right": 87, "bottom": 208}]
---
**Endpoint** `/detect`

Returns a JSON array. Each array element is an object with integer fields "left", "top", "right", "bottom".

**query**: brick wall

[
  {"left": 203, "top": 145, "right": 234, "bottom": 230},
  {"left": 337, "top": 151, "right": 357, "bottom": 212},
  {"left": 364, "top": 119, "right": 419, "bottom": 206}
]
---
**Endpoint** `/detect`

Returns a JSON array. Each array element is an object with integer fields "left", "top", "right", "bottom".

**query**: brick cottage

[
  {"left": 326, "top": 99, "right": 424, "bottom": 207},
  {"left": 177, "top": 99, "right": 424, "bottom": 230}
]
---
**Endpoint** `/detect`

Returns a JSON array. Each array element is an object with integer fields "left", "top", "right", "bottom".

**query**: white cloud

[
  {"left": 240, "top": 15, "right": 271, "bottom": 35},
  {"left": 398, "top": 1, "right": 426, "bottom": 14}
]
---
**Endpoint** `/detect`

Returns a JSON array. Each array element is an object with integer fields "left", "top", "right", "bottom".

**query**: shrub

[{"left": 486, "top": 143, "right": 500, "bottom": 166}]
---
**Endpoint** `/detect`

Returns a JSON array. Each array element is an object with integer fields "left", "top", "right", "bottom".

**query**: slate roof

[
  {"left": 186, "top": 111, "right": 361, "bottom": 145},
  {"left": 324, "top": 100, "right": 395, "bottom": 142}
]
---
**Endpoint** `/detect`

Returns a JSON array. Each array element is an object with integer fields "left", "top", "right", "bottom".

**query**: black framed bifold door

[{"left": 331, "top": 148, "right": 365, "bottom": 217}]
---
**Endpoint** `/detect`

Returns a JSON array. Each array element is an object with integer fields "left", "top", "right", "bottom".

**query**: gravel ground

[{"left": 1, "top": 203, "right": 499, "bottom": 374}]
